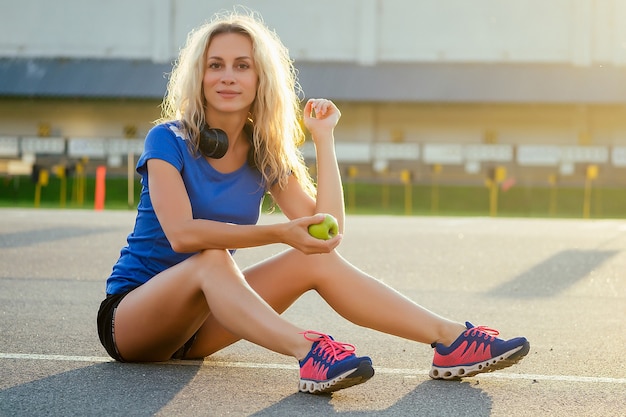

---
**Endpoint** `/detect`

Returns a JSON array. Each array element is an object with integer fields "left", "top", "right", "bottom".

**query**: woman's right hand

[
  {"left": 280, "top": 214, "right": 342, "bottom": 255},
  {"left": 303, "top": 98, "right": 341, "bottom": 145}
]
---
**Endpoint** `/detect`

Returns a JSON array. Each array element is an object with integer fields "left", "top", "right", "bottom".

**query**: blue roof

[
  {"left": 0, "top": 58, "right": 171, "bottom": 99},
  {"left": 1, "top": 57, "right": 625, "bottom": 103}
]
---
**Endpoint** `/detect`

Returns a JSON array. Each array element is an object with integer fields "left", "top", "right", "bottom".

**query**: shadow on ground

[
  {"left": 0, "top": 362, "right": 200, "bottom": 417},
  {"left": 487, "top": 249, "right": 618, "bottom": 298},
  {"left": 251, "top": 379, "right": 491, "bottom": 417},
  {"left": 0, "top": 226, "right": 127, "bottom": 249}
]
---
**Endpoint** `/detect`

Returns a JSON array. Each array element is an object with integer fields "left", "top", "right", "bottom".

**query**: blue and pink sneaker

[
  {"left": 430, "top": 322, "right": 530, "bottom": 379},
  {"left": 298, "top": 331, "right": 374, "bottom": 394}
]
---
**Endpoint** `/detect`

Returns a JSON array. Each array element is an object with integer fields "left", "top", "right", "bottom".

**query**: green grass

[
  {"left": 342, "top": 182, "right": 626, "bottom": 219},
  {"left": 1, "top": 175, "right": 625, "bottom": 219},
  {"left": 0, "top": 175, "right": 141, "bottom": 210}
]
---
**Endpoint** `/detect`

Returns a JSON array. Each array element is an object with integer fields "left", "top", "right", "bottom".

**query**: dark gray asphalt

[{"left": 1, "top": 208, "right": 625, "bottom": 416}]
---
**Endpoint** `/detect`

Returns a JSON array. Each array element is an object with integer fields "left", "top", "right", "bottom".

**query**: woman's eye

[{"left": 208, "top": 62, "right": 221, "bottom": 69}]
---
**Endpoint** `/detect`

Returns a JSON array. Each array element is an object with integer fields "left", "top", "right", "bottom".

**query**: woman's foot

[
  {"left": 429, "top": 322, "right": 530, "bottom": 380},
  {"left": 298, "top": 331, "right": 374, "bottom": 394}
]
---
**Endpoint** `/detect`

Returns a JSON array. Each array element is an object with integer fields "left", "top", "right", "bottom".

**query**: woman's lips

[{"left": 218, "top": 90, "right": 239, "bottom": 98}]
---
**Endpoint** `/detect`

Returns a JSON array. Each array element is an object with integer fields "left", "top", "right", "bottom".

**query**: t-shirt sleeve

[{"left": 136, "top": 124, "right": 186, "bottom": 184}]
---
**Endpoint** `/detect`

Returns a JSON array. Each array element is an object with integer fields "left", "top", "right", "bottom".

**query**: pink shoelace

[
  {"left": 466, "top": 325, "right": 500, "bottom": 342},
  {"left": 300, "top": 330, "right": 356, "bottom": 363}
]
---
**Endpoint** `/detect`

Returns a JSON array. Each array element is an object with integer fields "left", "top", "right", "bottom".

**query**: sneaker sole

[
  {"left": 429, "top": 340, "right": 530, "bottom": 380},
  {"left": 299, "top": 360, "right": 375, "bottom": 394}
]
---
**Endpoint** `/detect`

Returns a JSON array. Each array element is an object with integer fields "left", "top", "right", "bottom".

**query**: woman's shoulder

[
  {"left": 138, "top": 121, "right": 189, "bottom": 173},
  {"left": 148, "top": 121, "right": 185, "bottom": 138},
  {"left": 144, "top": 121, "right": 190, "bottom": 147},
  {"left": 140, "top": 121, "right": 192, "bottom": 157}
]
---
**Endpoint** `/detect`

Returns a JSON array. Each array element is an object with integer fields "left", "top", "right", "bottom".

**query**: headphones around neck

[{"left": 198, "top": 124, "right": 229, "bottom": 159}]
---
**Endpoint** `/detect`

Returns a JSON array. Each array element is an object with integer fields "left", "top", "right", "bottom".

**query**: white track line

[{"left": 2, "top": 352, "right": 624, "bottom": 385}]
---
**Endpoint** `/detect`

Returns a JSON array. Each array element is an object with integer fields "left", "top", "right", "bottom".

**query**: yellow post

[
  {"left": 487, "top": 179, "right": 498, "bottom": 217},
  {"left": 71, "top": 167, "right": 76, "bottom": 203},
  {"left": 54, "top": 165, "right": 66, "bottom": 208},
  {"left": 488, "top": 166, "right": 507, "bottom": 217},
  {"left": 400, "top": 169, "right": 412, "bottom": 215},
  {"left": 78, "top": 163, "right": 84, "bottom": 206},
  {"left": 127, "top": 151, "right": 135, "bottom": 209},
  {"left": 73, "top": 162, "right": 86, "bottom": 206},
  {"left": 382, "top": 177, "right": 389, "bottom": 210},
  {"left": 376, "top": 165, "right": 389, "bottom": 210},
  {"left": 405, "top": 182, "right": 412, "bottom": 215},
  {"left": 34, "top": 182, "right": 41, "bottom": 208},
  {"left": 431, "top": 164, "right": 442, "bottom": 214},
  {"left": 347, "top": 165, "right": 358, "bottom": 213},
  {"left": 583, "top": 178, "right": 591, "bottom": 219},
  {"left": 583, "top": 165, "right": 598, "bottom": 219},
  {"left": 60, "top": 175, "right": 66, "bottom": 208},
  {"left": 548, "top": 174, "right": 557, "bottom": 217},
  {"left": 34, "top": 169, "right": 49, "bottom": 208}
]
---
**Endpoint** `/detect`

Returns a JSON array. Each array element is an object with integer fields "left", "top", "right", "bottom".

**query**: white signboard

[
  {"left": 21, "top": 137, "right": 65, "bottom": 155},
  {"left": 561, "top": 146, "right": 608, "bottom": 163},
  {"left": 464, "top": 144, "right": 513, "bottom": 162},
  {"left": 517, "top": 145, "right": 561, "bottom": 166},
  {"left": 0, "top": 136, "right": 19, "bottom": 157},
  {"left": 422, "top": 144, "right": 463, "bottom": 164},
  {"left": 335, "top": 142, "right": 371, "bottom": 163},
  {"left": 107, "top": 138, "right": 145, "bottom": 155},
  {"left": 300, "top": 142, "right": 372, "bottom": 163},
  {"left": 373, "top": 143, "right": 419, "bottom": 160},
  {"left": 68, "top": 138, "right": 107, "bottom": 158},
  {"left": 612, "top": 147, "right": 626, "bottom": 167}
]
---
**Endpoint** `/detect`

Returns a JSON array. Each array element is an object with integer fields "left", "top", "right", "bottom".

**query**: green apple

[{"left": 308, "top": 213, "right": 339, "bottom": 240}]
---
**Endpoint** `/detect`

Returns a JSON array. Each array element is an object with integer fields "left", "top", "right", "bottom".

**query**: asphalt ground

[{"left": 0, "top": 208, "right": 625, "bottom": 416}]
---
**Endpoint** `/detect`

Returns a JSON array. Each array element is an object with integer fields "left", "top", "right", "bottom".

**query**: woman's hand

[
  {"left": 280, "top": 214, "right": 342, "bottom": 255},
  {"left": 303, "top": 98, "right": 341, "bottom": 143},
  {"left": 301, "top": 98, "right": 345, "bottom": 234}
]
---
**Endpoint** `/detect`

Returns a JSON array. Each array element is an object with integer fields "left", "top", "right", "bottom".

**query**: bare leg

[
  {"left": 113, "top": 249, "right": 314, "bottom": 362},
  {"left": 187, "top": 248, "right": 465, "bottom": 358}
]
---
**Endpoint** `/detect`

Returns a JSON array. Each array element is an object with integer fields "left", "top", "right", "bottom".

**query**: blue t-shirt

[{"left": 106, "top": 122, "right": 267, "bottom": 295}]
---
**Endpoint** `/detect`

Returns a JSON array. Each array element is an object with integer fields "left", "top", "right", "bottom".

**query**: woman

[{"left": 97, "top": 9, "right": 529, "bottom": 395}]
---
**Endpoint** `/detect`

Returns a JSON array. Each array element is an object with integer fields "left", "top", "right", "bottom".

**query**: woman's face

[{"left": 203, "top": 32, "right": 258, "bottom": 118}]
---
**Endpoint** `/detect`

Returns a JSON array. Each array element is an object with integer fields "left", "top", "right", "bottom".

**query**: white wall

[
  {"left": 2, "top": 0, "right": 625, "bottom": 66},
  {"left": 2, "top": 0, "right": 626, "bottom": 186}
]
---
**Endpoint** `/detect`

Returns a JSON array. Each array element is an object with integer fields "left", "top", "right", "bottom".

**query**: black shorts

[{"left": 97, "top": 291, "right": 198, "bottom": 362}]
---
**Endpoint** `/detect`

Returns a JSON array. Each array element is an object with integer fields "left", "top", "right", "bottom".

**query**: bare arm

[
  {"left": 303, "top": 98, "right": 345, "bottom": 232},
  {"left": 148, "top": 158, "right": 338, "bottom": 254},
  {"left": 147, "top": 159, "right": 281, "bottom": 252}
]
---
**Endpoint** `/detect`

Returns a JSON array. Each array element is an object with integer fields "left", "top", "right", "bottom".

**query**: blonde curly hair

[{"left": 157, "top": 7, "right": 315, "bottom": 197}]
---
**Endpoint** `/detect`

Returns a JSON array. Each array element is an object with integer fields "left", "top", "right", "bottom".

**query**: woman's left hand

[
  {"left": 303, "top": 98, "right": 341, "bottom": 141},
  {"left": 279, "top": 214, "right": 343, "bottom": 255}
]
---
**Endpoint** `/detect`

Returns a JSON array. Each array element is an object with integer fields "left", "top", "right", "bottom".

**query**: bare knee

[
  {"left": 195, "top": 248, "right": 232, "bottom": 264},
  {"left": 296, "top": 248, "right": 342, "bottom": 267},
  {"left": 188, "top": 249, "right": 243, "bottom": 285},
  {"left": 194, "top": 249, "right": 238, "bottom": 269},
  {"left": 280, "top": 249, "right": 343, "bottom": 285}
]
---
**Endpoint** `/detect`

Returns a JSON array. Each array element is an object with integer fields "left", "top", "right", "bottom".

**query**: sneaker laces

[
  {"left": 300, "top": 330, "right": 356, "bottom": 363},
  {"left": 466, "top": 325, "right": 500, "bottom": 342}
]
